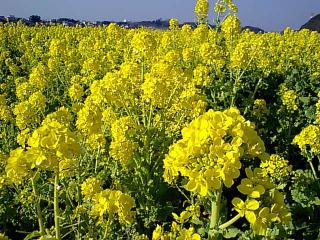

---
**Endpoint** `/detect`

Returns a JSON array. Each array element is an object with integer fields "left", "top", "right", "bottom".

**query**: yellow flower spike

[
  {"left": 221, "top": 15, "right": 241, "bottom": 39},
  {"left": 194, "top": 0, "right": 209, "bottom": 24},
  {"left": 260, "top": 154, "right": 292, "bottom": 179},
  {"left": 169, "top": 18, "right": 179, "bottom": 30},
  {"left": 293, "top": 125, "right": 320, "bottom": 155}
]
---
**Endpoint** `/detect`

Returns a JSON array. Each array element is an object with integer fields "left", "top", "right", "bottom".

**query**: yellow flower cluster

[
  {"left": 214, "top": 0, "right": 238, "bottom": 14},
  {"left": 316, "top": 91, "right": 320, "bottom": 124},
  {"left": 252, "top": 99, "right": 269, "bottom": 118},
  {"left": 233, "top": 168, "right": 291, "bottom": 235},
  {"left": 131, "top": 31, "right": 157, "bottom": 59},
  {"left": 76, "top": 103, "right": 105, "bottom": 150},
  {"left": 13, "top": 91, "right": 46, "bottom": 130},
  {"left": 15, "top": 80, "right": 32, "bottom": 101},
  {"left": 42, "top": 107, "right": 72, "bottom": 127},
  {"left": 169, "top": 19, "right": 179, "bottom": 30},
  {"left": 163, "top": 107, "right": 266, "bottom": 196},
  {"left": 5, "top": 148, "right": 31, "bottom": 183},
  {"left": 293, "top": 124, "right": 320, "bottom": 155},
  {"left": 89, "top": 188, "right": 136, "bottom": 224},
  {"left": 81, "top": 177, "right": 102, "bottom": 199},
  {"left": 237, "top": 168, "right": 272, "bottom": 199},
  {"left": 279, "top": 84, "right": 299, "bottom": 112},
  {"left": 152, "top": 223, "right": 200, "bottom": 240},
  {"left": 192, "top": 64, "right": 211, "bottom": 87},
  {"left": 0, "top": 94, "right": 12, "bottom": 122},
  {"left": 16, "top": 128, "right": 30, "bottom": 147},
  {"left": 28, "top": 64, "right": 50, "bottom": 91},
  {"left": 110, "top": 116, "right": 138, "bottom": 164},
  {"left": 260, "top": 154, "right": 292, "bottom": 180},
  {"left": 142, "top": 62, "right": 188, "bottom": 108},
  {"left": 199, "top": 42, "right": 225, "bottom": 68},
  {"left": 68, "top": 83, "right": 84, "bottom": 102},
  {"left": 28, "top": 120, "right": 80, "bottom": 163},
  {"left": 221, "top": 15, "right": 241, "bottom": 40},
  {"left": 6, "top": 114, "right": 80, "bottom": 183},
  {"left": 230, "top": 41, "right": 251, "bottom": 70},
  {"left": 194, "top": 0, "right": 209, "bottom": 24}
]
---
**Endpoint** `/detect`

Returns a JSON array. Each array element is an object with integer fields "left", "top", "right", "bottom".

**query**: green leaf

[
  {"left": 197, "top": 228, "right": 206, "bottom": 236},
  {"left": 299, "top": 96, "right": 310, "bottom": 105},
  {"left": 222, "top": 227, "right": 242, "bottom": 238},
  {"left": 23, "top": 231, "right": 41, "bottom": 240}
]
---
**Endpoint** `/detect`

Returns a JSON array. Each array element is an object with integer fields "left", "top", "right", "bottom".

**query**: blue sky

[{"left": 1, "top": 0, "right": 320, "bottom": 31}]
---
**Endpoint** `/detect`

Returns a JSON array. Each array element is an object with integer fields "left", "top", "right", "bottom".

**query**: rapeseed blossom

[{"left": 163, "top": 107, "right": 266, "bottom": 196}]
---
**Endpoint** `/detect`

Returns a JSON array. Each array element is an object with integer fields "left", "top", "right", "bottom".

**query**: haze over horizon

[{"left": 1, "top": 0, "right": 320, "bottom": 32}]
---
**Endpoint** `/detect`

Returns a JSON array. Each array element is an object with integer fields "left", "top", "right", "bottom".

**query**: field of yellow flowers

[{"left": 0, "top": 1, "right": 320, "bottom": 239}]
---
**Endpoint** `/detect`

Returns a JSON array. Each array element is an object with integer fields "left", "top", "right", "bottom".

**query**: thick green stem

[
  {"left": 219, "top": 213, "right": 241, "bottom": 230},
  {"left": 209, "top": 187, "right": 222, "bottom": 239},
  {"left": 54, "top": 168, "right": 61, "bottom": 240},
  {"left": 31, "top": 176, "right": 45, "bottom": 236}
]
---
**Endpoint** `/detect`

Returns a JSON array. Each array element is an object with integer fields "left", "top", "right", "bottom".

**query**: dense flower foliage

[{"left": 0, "top": 0, "right": 319, "bottom": 238}]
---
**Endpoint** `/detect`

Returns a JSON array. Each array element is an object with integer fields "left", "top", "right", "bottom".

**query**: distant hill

[
  {"left": 242, "top": 26, "right": 264, "bottom": 33},
  {"left": 300, "top": 14, "right": 320, "bottom": 32}
]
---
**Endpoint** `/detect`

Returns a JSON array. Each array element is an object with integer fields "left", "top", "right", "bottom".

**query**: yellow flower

[
  {"left": 185, "top": 170, "right": 209, "bottom": 196},
  {"left": 252, "top": 99, "right": 269, "bottom": 118},
  {"left": 5, "top": 148, "right": 30, "bottom": 183},
  {"left": 232, "top": 197, "right": 259, "bottom": 224},
  {"left": 152, "top": 225, "right": 164, "bottom": 240},
  {"left": 293, "top": 125, "right": 320, "bottom": 155},
  {"left": 252, "top": 207, "right": 274, "bottom": 235},
  {"left": 169, "top": 18, "right": 179, "bottom": 30},
  {"left": 194, "top": 0, "right": 209, "bottom": 24},
  {"left": 237, "top": 168, "right": 266, "bottom": 198},
  {"left": 176, "top": 227, "right": 201, "bottom": 240},
  {"left": 221, "top": 15, "right": 241, "bottom": 39},
  {"left": 279, "top": 84, "right": 299, "bottom": 112},
  {"left": 164, "top": 108, "right": 266, "bottom": 196},
  {"left": 260, "top": 154, "right": 292, "bottom": 180},
  {"left": 91, "top": 189, "right": 136, "bottom": 224},
  {"left": 68, "top": 83, "right": 84, "bottom": 102}
]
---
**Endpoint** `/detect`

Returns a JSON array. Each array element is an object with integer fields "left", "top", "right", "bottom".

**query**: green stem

[
  {"left": 230, "top": 54, "right": 255, "bottom": 107},
  {"left": 219, "top": 213, "right": 241, "bottom": 230},
  {"left": 244, "top": 78, "right": 262, "bottom": 115},
  {"left": 103, "top": 216, "right": 113, "bottom": 240},
  {"left": 209, "top": 187, "right": 222, "bottom": 239},
  {"left": 308, "top": 158, "right": 318, "bottom": 180},
  {"left": 54, "top": 168, "right": 61, "bottom": 240},
  {"left": 31, "top": 175, "right": 45, "bottom": 236}
]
